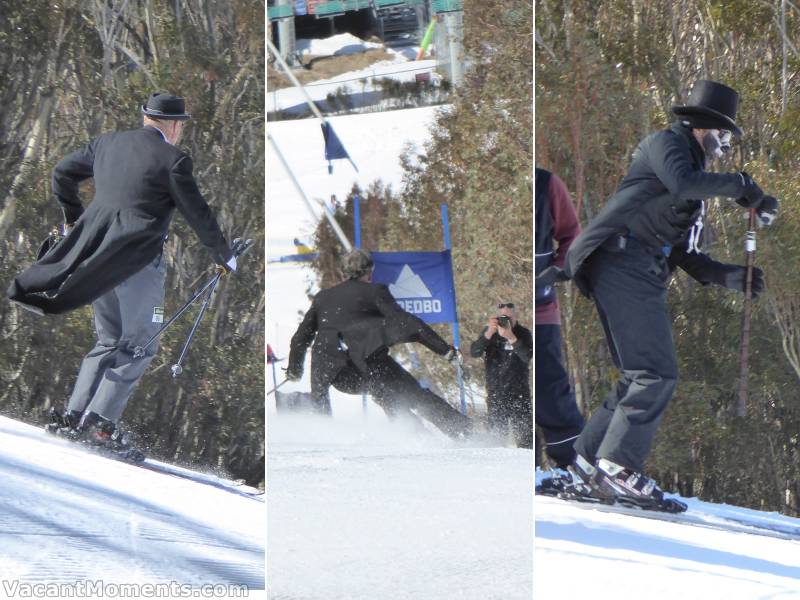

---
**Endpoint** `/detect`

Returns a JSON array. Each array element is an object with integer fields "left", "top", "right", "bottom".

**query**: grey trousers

[
  {"left": 573, "top": 239, "right": 678, "bottom": 472},
  {"left": 67, "top": 251, "right": 166, "bottom": 423}
]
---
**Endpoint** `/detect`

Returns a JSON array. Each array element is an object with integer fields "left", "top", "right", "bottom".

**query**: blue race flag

[
  {"left": 321, "top": 122, "right": 358, "bottom": 174},
  {"left": 371, "top": 251, "right": 457, "bottom": 324}
]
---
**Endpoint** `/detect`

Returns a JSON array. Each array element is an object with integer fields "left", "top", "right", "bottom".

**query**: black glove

[
  {"left": 535, "top": 265, "right": 569, "bottom": 292},
  {"left": 284, "top": 365, "right": 303, "bottom": 382},
  {"left": 757, "top": 195, "right": 779, "bottom": 226},
  {"left": 736, "top": 172, "right": 764, "bottom": 208},
  {"left": 709, "top": 263, "right": 765, "bottom": 298}
]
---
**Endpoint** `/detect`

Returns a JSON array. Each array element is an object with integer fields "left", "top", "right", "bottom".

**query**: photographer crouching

[{"left": 469, "top": 302, "right": 533, "bottom": 448}]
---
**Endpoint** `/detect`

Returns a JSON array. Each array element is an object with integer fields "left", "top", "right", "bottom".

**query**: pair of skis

[{"left": 537, "top": 494, "right": 800, "bottom": 543}]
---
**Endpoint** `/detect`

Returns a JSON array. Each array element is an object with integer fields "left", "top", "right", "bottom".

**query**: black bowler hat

[
  {"left": 141, "top": 92, "right": 191, "bottom": 120},
  {"left": 672, "top": 80, "right": 742, "bottom": 137}
]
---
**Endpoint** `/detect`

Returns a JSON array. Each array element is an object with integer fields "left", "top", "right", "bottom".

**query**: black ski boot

[
  {"left": 46, "top": 407, "right": 83, "bottom": 438},
  {"left": 537, "top": 454, "right": 616, "bottom": 504},
  {"left": 79, "top": 412, "right": 145, "bottom": 463},
  {"left": 595, "top": 458, "right": 687, "bottom": 513}
]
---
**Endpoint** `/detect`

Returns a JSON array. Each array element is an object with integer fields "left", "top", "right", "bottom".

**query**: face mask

[{"left": 702, "top": 129, "right": 732, "bottom": 162}]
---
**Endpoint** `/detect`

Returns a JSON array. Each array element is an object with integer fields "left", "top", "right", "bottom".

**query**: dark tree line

[{"left": 0, "top": 0, "right": 264, "bottom": 485}]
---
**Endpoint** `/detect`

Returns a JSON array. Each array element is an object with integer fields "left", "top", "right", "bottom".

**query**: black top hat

[
  {"left": 141, "top": 92, "right": 191, "bottom": 120},
  {"left": 672, "top": 80, "right": 742, "bottom": 137}
]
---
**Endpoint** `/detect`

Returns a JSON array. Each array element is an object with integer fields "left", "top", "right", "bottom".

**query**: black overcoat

[
  {"left": 288, "top": 279, "right": 451, "bottom": 388},
  {"left": 7, "top": 126, "right": 232, "bottom": 314},
  {"left": 565, "top": 122, "right": 748, "bottom": 297}
]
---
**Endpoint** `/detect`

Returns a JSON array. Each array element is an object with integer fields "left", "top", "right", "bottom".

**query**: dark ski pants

[
  {"left": 311, "top": 352, "right": 472, "bottom": 438},
  {"left": 486, "top": 387, "right": 533, "bottom": 449},
  {"left": 535, "top": 324, "right": 584, "bottom": 468},
  {"left": 67, "top": 252, "right": 166, "bottom": 423},
  {"left": 574, "top": 240, "right": 677, "bottom": 472}
]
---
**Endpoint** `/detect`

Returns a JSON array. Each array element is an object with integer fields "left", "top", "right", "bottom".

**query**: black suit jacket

[
  {"left": 288, "top": 279, "right": 451, "bottom": 383},
  {"left": 565, "top": 122, "right": 746, "bottom": 297},
  {"left": 7, "top": 126, "right": 232, "bottom": 314}
]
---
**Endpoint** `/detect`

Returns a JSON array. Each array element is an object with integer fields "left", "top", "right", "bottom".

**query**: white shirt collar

[{"left": 149, "top": 125, "right": 171, "bottom": 145}]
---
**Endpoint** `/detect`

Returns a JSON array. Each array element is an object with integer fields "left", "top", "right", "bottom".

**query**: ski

[
  {"left": 537, "top": 495, "right": 800, "bottom": 543},
  {"left": 46, "top": 424, "right": 263, "bottom": 501},
  {"left": 135, "top": 458, "right": 264, "bottom": 501}
]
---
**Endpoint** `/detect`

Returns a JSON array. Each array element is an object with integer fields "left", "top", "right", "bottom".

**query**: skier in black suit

[
  {"left": 8, "top": 93, "right": 235, "bottom": 451},
  {"left": 287, "top": 249, "right": 472, "bottom": 438},
  {"left": 8, "top": 92, "right": 233, "bottom": 314},
  {"left": 537, "top": 80, "right": 779, "bottom": 510}
]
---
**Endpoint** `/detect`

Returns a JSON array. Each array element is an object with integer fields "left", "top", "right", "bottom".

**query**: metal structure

[{"left": 268, "top": 0, "right": 465, "bottom": 85}]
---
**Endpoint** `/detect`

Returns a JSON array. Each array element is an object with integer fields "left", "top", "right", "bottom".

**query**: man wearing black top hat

[
  {"left": 8, "top": 92, "right": 235, "bottom": 450},
  {"left": 536, "top": 80, "right": 779, "bottom": 510}
]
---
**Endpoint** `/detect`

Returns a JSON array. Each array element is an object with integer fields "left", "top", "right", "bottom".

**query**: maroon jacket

[{"left": 535, "top": 173, "right": 581, "bottom": 326}]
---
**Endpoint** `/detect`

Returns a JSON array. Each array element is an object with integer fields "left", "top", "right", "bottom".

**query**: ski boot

[
  {"left": 595, "top": 458, "right": 687, "bottom": 513},
  {"left": 79, "top": 412, "right": 145, "bottom": 463},
  {"left": 537, "top": 454, "right": 616, "bottom": 504},
  {"left": 46, "top": 407, "right": 83, "bottom": 439}
]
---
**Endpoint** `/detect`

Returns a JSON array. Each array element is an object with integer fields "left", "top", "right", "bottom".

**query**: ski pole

[
  {"left": 133, "top": 274, "right": 221, "bottom": 358},
  {"left": 170, "top": 271, "right": 223, "bottom": 377},
  {"left": 267, "top": 378, "right": 289, "bottom": 396},
  {"left": 169, "top": 238, "right": 255, "bottom": 377},
  {"left": 134, "top": 237, "right": 254, "bottom": 361},
  {"left": 734, "top": 208, "right": 757, "bottom": 417},
  {"left": 270, "top": 356, "right": 279, "bottom": 391},
  {"left": 133, "top": 239, "right": 253, "bottom": 358}
]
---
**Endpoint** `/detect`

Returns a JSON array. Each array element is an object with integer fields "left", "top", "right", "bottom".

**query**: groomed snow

[
  {"left": 536, "top": 475, "right": 800, "bottom": 598},
  {"left": 269, "top": 414, "right": 533, "bottom": 600},
  {"left": 0, "top": 416, "right": 264, "bottom": 590}
]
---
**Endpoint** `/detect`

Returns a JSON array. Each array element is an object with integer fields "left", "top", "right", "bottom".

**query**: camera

[{"left": 496, "top": 315, "right": 511, "bottom": 328}]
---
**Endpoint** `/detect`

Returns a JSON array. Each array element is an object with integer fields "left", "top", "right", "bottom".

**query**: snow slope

[
  {"left": 267, "top": 106, "right": 440, "bottom": 258},
  {"left": 267, "top": 107, "right": 533, "bottom": 598},
  {"left": 0, "top": 416, "right": 264, "bottom": 590},
  {"left": 536, "top": 475, "right": 800, "bottom": 599}
]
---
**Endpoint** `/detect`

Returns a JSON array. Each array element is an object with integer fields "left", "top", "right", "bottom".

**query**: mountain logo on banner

[{"left": 389, "top": 265, "right": 432, "bottom": 299}]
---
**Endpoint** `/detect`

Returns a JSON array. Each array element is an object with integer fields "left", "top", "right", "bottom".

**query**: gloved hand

[
  {"left": 444, "top": 346, "right": 463, "bottom": 366},
  {"left": 757, "top": 195, "right": 779, "bottom": 227},
  {"left": 536, "top": 265, "right": 569, "bottom": 292},
  {"left": 218, "top": 255, "right": 237, "bottom": 274},
  {"left": 736, "top": 172, "right": 764, "bottom": 208},
  {"left": 284, "top": 365, "right": 303, "bottom": 382},
  {"left": 711, "top": 263, "right": 765, "bottom": 298}
]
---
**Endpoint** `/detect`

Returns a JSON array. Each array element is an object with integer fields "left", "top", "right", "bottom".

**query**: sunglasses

[{"left": 497, "top": 303, "right": 515, "bottom": 309}]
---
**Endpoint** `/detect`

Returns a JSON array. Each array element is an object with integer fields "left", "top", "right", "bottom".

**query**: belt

[{"left": 601, "top": 233, "right": 672, "bottom": 257}]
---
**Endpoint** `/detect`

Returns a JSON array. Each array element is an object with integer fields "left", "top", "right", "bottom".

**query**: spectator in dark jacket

[{"left": 470, "top": 302, "right": 533, "bottom": 448}]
